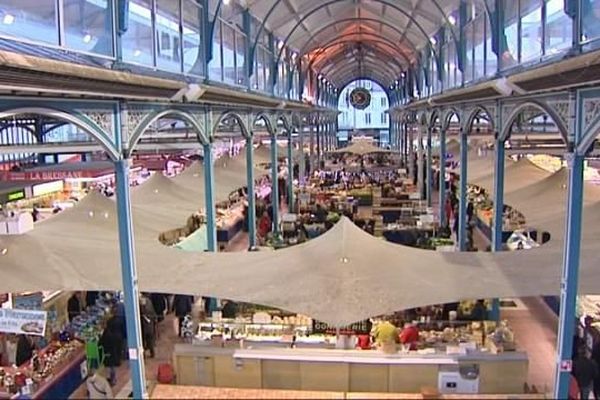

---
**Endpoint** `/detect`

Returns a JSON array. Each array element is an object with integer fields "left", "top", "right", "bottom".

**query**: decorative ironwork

[
  {"left": 82, "top": 110, "right": 114, "bottom": 140},
  {"left": 583, "top": 98, "right": 600, "bottom": 133},
  {"left": 548, "top": 100, "right": 569, "bottom": 131},
  {"left": 126, "top": 110, "right": 147, "bottom": 138}
]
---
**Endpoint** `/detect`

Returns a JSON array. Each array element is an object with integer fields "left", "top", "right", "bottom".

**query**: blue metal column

[
  {"left": 287, "top": 130, "right": 294, "bottom": 211},
  {"left": 439, "top": 128, "right": 447, "bottom": 227},
  {"left": 246, "top": 140, "right": 257, "bottom": 248},
  {"left": 203, "top": 143, "right": 218, "bottom": 313},
  {"left": 554, "top": 150, "right": 585, "bottom": 399},
  {"left": 298, "top": 121, "right": 305, "bottom": 184},
  {"left": 458, "top": 129, "right": 468, "bottom": 251},
  {"left": 203, "top": 144, "right": 217, "bottom": 251},
  {"left": 270, "top": 133, "right": 280, "bottom": 235},
  {"left": 114, "top": 159, "right": 147, "bottom": 399},
  {"left": 417, "top": 128, "right": 424, "bottom": 199},
  {"left": 426, "top": 127, "right": 433, "bottom": 208},
  {"left": 490, "top": 137, "right": 506, "bottom": 321}
]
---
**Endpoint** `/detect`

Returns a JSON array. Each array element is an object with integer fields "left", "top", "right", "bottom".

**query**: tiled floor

[
  {"left": 503, "top": 297, "right": 558, "bottom": 393},
  {"left": 70, "top": 313, "right": 183, "bottom": 399}
]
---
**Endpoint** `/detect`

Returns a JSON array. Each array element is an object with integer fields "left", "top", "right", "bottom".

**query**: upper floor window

[{"left": 0, "top": 0, "right": 114, "bottom": 56}]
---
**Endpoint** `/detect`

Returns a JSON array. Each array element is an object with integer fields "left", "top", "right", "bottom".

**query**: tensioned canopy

[
  {"left": 330, "top": 141, "right": 396, "bottom": 156},
  {"left": 470, "top": 158, "right": 551, "bottom": 195},
  {"left": 2, "top": 170, "right": 600, "bottom": 326}
]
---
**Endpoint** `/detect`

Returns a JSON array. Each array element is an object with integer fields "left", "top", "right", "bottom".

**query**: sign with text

[
  {"left": 312, "top": 319, "right": 372, "bottom": 335},
  {"left": 0, "top": 308, "right": 47, "bottom": 336},
  {"left": 0, "top": 169, "right": 115, "bottom": 181}
]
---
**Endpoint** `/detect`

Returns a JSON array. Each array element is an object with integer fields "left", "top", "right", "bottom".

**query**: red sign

[{"left": 0, "top": 170, "right": 111, "bottom": 181}]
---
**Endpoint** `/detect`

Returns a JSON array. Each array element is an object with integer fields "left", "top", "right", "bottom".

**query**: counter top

[{"left": 174, "top": 344, "right": 527, "bottom": 365}]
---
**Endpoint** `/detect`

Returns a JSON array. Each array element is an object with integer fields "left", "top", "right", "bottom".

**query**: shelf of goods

[
  {"left": 216, "top": 203, "right": 245, "bottom": 244},
  {"left": 0, "top": 340, "right": 85, "bottom": 399},
  {"left": 468, "top": 186, "right": 524, "bottom": 244},
  {"left": 173, "top": 319, "right": 525, "bottom": 395}
]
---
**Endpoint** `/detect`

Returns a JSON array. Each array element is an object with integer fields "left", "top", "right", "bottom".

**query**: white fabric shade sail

[
  {"left": 330, "top": 141, "right": 396, "bottom": 156},
  {"left": 2, "top": 150, "right": 600, "bottom": 326},
  {"left": 470, "top": 158, "right": 552, "bottom": 195}
]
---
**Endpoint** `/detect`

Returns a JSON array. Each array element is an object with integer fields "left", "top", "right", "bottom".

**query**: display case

[{"left": 0, "top": 340, "right": 85, "bottom": 399}]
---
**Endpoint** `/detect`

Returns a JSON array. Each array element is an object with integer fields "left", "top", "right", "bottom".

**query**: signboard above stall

[
  {"left": 312, "top": 319, "right": 372, "bottom": 335},
  {"left": 0, "top": 308, "right": 47, "bottom": 337},
  {"left": 0, "top": 189, "right": 26, "bottom": 204},
  {"left": 32, "top": 180, "right": 64, "bottom": 197}
]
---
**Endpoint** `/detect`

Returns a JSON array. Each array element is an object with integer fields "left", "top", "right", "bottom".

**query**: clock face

[{"left": 349, "top": 88, "right": 371, "bottom": 110}]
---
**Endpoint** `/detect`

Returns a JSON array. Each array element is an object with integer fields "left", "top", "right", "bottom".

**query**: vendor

[
  {"left": 372, "top": 319, "right": 399, "bottom": 354},
  {"left": 15, "top": 334, "right": 34, "bottom": 366},
  {"left": 314, "top": 203, "right": 327, "bottom": 223},
  {"left": 67, "top": 292, "right": 83, "bottom": 322},
  {"left": 399, "top": 322, "right": 420, "bottom": 351}
]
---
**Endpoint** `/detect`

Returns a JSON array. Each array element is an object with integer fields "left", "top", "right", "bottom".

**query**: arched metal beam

[
  {"left": 335, "top": 77, "right": 391, "bottom": 100},
  {"left": 127, "top": 109, "right": 209, "bottom": 156},
  {"left": 308, "top": 33, "right": 410, "bottom": 71},
  {"left": 317, "top": 49, "right": 404, "bottom": 81},
  {"left": 249, "top": 0, "right": 444, "bottom": 79},
  {"left": 270, "top": 0, "right": 440, "bottom": 73},
  {"left": 213, "top": 111, "right": 251, "bottom": 139},
  {"left": 297, "top": 17, "right": 420, "bottom": 58},
  {"left": 499, "top": 101, "right": 568, "bottom": 143},
  {"left": 463, "top": 105, "right": 495, "bottom": 135},
  {"left": 0, "top": 107, "right": 119, "bottom": 160},
  {"left": 327, "top": 63, "right": 397, "bottom": 87},
  {"left": 317, "top": 49, "right": 399, "bottom": 81},
  {"left": 251, "top": 112, "right": 275, "bottom": 136},
  {"left": 442, "top": 107, "right": 463, "bottom": 132}
]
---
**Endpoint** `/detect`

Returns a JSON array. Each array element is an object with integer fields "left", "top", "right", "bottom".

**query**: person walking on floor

[
  {"left": 98, "top": 316, "right": 123, "bottom": 386},
  {"left": 173, "top": 295, "right": 193, "bottom": 338},
  {"left": 140, "top": 295, "right": 157, "bottom": 358},
  {"left": 573, "top": 348, "right": 599, "bottom": 400},
  {"left": 86, "top": 368, "right": 113, "bottom": 399}
]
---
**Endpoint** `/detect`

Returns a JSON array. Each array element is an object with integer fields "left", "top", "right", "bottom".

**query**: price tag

[{"left": 560, "top": 360, "right": 572, "bottom": 372}]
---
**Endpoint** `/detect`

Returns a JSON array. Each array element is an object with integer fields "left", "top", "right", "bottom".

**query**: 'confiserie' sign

[{"left": 0, "top": 308, "right": 47, "bottom": 337}]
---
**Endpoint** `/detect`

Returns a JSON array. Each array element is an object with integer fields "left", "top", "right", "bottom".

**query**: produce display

[
  {"left": 0, "top": 339, "right": 83, "bottom": 397},
  {"left": 66, "top": 296, "right": 114, "bottom": 341}
]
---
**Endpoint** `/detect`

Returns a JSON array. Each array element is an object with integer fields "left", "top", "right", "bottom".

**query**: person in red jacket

[
  {"left": 399, "top": 322, "right": 420, "bottom": 351},
  {"left": 257, "top": 211, "right": 272, "bottom": 240}
]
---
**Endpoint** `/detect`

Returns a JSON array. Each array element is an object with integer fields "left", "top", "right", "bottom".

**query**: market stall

[{"left": 173, "top": 312, "right": 526, "bottom": 395}]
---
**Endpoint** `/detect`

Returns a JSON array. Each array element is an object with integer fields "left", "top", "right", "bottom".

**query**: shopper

[
  {"left": 140, "top": 296, "right": 157, "bottom": 358},
  {"left": 173, "top": 295, "right": 193, "bottom": 337},
  {"left": 444, "top": 197, "right": 453, "bottom": 227},
  {"left": 258, "top": 211, "right": 272, "bottom": 240},
  {"left": 86, "top": 368, "right": 113, "bottom": 399},
  {"left": 15, "top": 334, "right": 34, "bottom": 366},
  {"left": 399, "top": 322, "right": 420, "bottom": 351},
  {"left": 221, "top": 300, "right": 238, "bottom": 319},
  {"left": 470, "top": 299, "right": 488, "bottom": 321},
  {"left": 573, "top": 348, "right": 599, "bottom": 400},
  {"left": 466, "top": 201, "right": 474, "bottom": 222},
  {"left": 86, "top": 291, "right": 100, "bottom": 308},
  {"left": 150, "top": 293, "right": 168, "bottom": 323},
  {"left": 592, "top": 341, "right": 600, "bottom": 399},
  {"left": 98, "top": 317, "right": 123, "bottom": 386},
  {"left": 67, "top": 292, "right": 83, "bottom": 322}
]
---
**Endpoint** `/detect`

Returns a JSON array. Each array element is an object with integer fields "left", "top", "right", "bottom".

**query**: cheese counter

[{"left": 173, "top": 344, "right": 528, "bottom": 395}]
